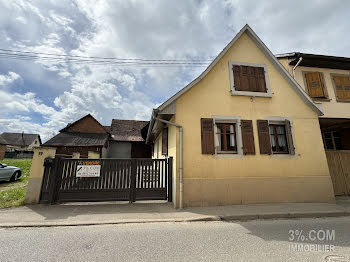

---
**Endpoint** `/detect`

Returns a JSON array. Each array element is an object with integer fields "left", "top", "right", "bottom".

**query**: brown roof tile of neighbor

[
  {"left": 43, "top": 132, "right": 109, "bottom": 147},
  {"left": 110, "top": 119, "right": 149, "bottom": 142},
  {"left": 103, "top": 126, "right": 111, "bottom": 133},
  {"left": 0, "top": 136, "right": 8, "bottom": 145},
  {"left": 0, "top": 133, "right": 41, "bottom": 147}
]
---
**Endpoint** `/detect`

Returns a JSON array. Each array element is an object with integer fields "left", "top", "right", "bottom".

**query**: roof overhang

[
  {"left": 146, "top": 109, "right": 175, "bottom": 144},
  {"left": 276, "top": 52, "right": 350, "bottom": 70}
]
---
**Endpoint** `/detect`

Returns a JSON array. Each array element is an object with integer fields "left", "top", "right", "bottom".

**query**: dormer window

[{"left": 229, "top": 62, "right": 272, "bottom": 97}]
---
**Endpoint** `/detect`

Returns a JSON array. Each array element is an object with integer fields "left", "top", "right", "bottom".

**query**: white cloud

[
  {"left": 0, "top": 72, "right": 21, "bottom": 86},
  {"left": 0, "top": 118, "right": 56, "bottom": 142}
]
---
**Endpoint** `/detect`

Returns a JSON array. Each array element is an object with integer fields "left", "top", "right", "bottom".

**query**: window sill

[
  {"left": 312, "top": 98, "right": 331, "bottom": 102},
  {"left": 270, "top": 153, "right": 299, "bottom": 159},
  {"left": 230, "top": 90, "right": 272, "bottom": 98},
  {"left": 217, "top": 151, "right": 238, "bottom": 154},
  {"left": 335, "top": 99, "right": 350, "bottom": 103},
  {"left": 214, "top": 153, "right": 243, "bottom": 159}
]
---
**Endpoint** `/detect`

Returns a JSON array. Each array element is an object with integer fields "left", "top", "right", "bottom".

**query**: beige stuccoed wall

[
  {"left": 152, "top": 119, "right": 179, "bottom": 207},
  {"left": 25, "top": 147, "right": 56, "bottom": 204},
  {"left": 72, "top": 152, "right": 80, "bottom": 159},
  {"left": 169, "top": 32, "right": 334, "bottom": 207},
  {"left": 279, "top": 58, "right": 350, "bottom": 119},
  {"left": 88, "top": 151, "right": 100, "bottom": 159}
]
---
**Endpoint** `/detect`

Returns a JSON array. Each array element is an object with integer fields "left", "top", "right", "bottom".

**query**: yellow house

[
  {"left": 146, "top": 24, "right": 335, "bottom": 208},
  {"left": 277, "top": 53, "right": 350, "bottom": 196}
]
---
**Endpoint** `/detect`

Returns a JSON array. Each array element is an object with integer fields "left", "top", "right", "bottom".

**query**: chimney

[{"left": 22, "top": 132, "right": 25, "bottom": 147}]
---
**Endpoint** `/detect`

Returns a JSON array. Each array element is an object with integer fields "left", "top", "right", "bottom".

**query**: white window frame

[
  {"left": 229, "top": 61, "right": 272, "bottom": 97},
  {"left": 266, "top": 116, "right": 298, "bottom": 158},
  {"left": 212, "top": 116, "right": 243, "bottom": 158}
]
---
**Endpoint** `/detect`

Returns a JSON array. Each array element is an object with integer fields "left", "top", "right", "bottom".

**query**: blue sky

[{"left": 0, "top": 0, "right": 349, "bottom": 141}]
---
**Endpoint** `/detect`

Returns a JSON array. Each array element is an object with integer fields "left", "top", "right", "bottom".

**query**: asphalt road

[{"left": 1, "top": 217, "right": 350, "bottom": 262}]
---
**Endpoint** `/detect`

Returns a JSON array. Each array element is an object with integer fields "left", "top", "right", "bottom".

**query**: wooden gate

[
  {"left": 326, "top": 150, "right": 350, "bottom": 196},
  {"left": 39, "top": 157, "right": 173, "bottom": 204}
]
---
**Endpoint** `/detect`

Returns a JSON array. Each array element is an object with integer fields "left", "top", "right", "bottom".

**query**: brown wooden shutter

[
  {"left": 233, "top": 65, "right": 250, "bottom": 91},
  {"left": 285, "top": 120, "right": 295, "bottom": 155},
  {"left": 333, "top": 75, "right": 350, "bottom": 100},
  {"left": 201, "top": 118, "right": 214, "bottom": 154},
  {"left": 233, "top": 65, "right": 266, "bottom": 93},
  {"left": 241, "top": 120, "right": 255, "bottom": 155},
  {"left": 257, "top": 120, "right": 271, "bottom": 155},
  {"left": 305, "top": 72, "right": 325, "bottom": 98},
  {"left": 162, "top": 127, "right": 168, "bottom": 155},
  {"left": 233, "top": 65, "right": 242, "bottom": 91},
  {"left": 255, "top": 67, "right": 267, "bottom": 92}
]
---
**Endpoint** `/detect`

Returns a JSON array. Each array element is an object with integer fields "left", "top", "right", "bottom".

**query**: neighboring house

[
  {"left": 0, "top": 136, "right": 7, "bottom": 160},
  {"left": 43, "top": 114, "right": 110, "bottom": 158},
  {"left": 146, "top": 24, "right": 335, "bottom": 208},
  {"left": 277, "top": 53, "right": 350, "bottom": 196},
  {"left": 108, "top": 119, "right": 152, "bottom": 158},
  {"left": 0, "top": 132, "right": 41, "bottom": 158},
  {"left": 42, "top": 114, "right": 151, "bottom": 159},
  {"left": 0, "top": 132, "right": 41, "bottom": 151}
]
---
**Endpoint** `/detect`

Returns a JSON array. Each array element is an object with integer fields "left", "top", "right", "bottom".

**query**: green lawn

[{"left": 0, "top": 158, "right": 32, "bottom": 208}]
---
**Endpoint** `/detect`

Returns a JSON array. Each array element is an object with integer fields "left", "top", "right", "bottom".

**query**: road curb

[
  {"left": 0, "top": 211, "right": 348, "bottom": 228},
  {"left": 220, "top": 211, "right": 350, "bottom": 221}
]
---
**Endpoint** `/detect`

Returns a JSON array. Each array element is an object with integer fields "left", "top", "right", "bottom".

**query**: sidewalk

[{"left": 0, "top": 200, "right": 349, "bottom": 227}]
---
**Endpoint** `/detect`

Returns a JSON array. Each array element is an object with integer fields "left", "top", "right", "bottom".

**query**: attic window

[
  {"left": 229, "top": 62, "right": 272, "bottom": 97},
  {"left": 303, "top": 72, "right": 327, "bottom": 99}
]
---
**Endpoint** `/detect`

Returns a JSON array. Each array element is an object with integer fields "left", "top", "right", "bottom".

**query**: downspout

[
  {"left": 155, "top": 118, "right": 183, "bottom": 209},
  {"left": 292, "top": 57, "right": 303, "bottom": 78}
]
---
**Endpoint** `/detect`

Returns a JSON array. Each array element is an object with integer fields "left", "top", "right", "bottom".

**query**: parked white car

[{"left": 0, "top": 163, "right": 21, "bottom": 182}]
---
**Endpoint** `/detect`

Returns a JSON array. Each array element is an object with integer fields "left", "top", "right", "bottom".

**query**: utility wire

[
  {"left": 0, "top": 48, "right": 214, "bottom": 62},
  {"left": 0, "top": 54, "right": 211, "bottom": 67}
]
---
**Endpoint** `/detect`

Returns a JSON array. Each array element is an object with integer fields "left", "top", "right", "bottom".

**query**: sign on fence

[{"left": 76, "top": 160, "right": 101, "bottom": 177}]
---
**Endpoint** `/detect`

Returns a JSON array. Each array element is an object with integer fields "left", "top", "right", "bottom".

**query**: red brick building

[{"left": 0, "top": 136, "right": 7, "bottom": 160}]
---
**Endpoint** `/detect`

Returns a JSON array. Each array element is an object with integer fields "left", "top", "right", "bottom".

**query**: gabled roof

[
  {"left": 0, "top": 136, "right": 8, "bottom": 145},
  {"left": 156, "top": 24, "right": 323, "bottom": 116},
  {"left": 110, "top": 119, "right": 149, "bottom": 142},
  {"left": 60, "top": 114, "right": 109, "bottom": 133},
  {"left": 0, "top": 133, "right": 41, "bottom": 147},
  {"left": 43, "top": 132, "right": 109, "bottom": 147}
]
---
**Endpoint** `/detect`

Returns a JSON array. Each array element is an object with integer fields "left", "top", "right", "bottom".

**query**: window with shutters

[
  {"left": 215, "top": 123, "right": 237, "bottom": 153},
  {"left": 303, "top": 71, "right": 328, "bottom": 99},
  {"left": 331, "top": 74, "right": 350, "bottom": 102},
  {"left": 257, "top": 119, "right": 296, "bottom": 156},
  {"left": 229, "top": 62, "right": 272, "bottom": 97},
  {"left": 212, "top": 116, "right": 246, "bottom": 156}
]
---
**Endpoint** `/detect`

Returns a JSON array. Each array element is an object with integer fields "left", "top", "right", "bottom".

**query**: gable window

[
  {"left": 257, "top": 119, "right": 295, "bottom": 156},
  {"left": 303, "top": 72, "right": 327, "bottom": 99},
  {"left": 331, "top": 74, "right": 350, "bottom": 102},
  {"left": 322, "top": 131, "right": 342, "bottom": 150},
  {"left": 215, "top": 123, "right": 237, "bottom": 153},
  {"left": 229, "top": 62, "right": 271, "bottom": 97}
]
